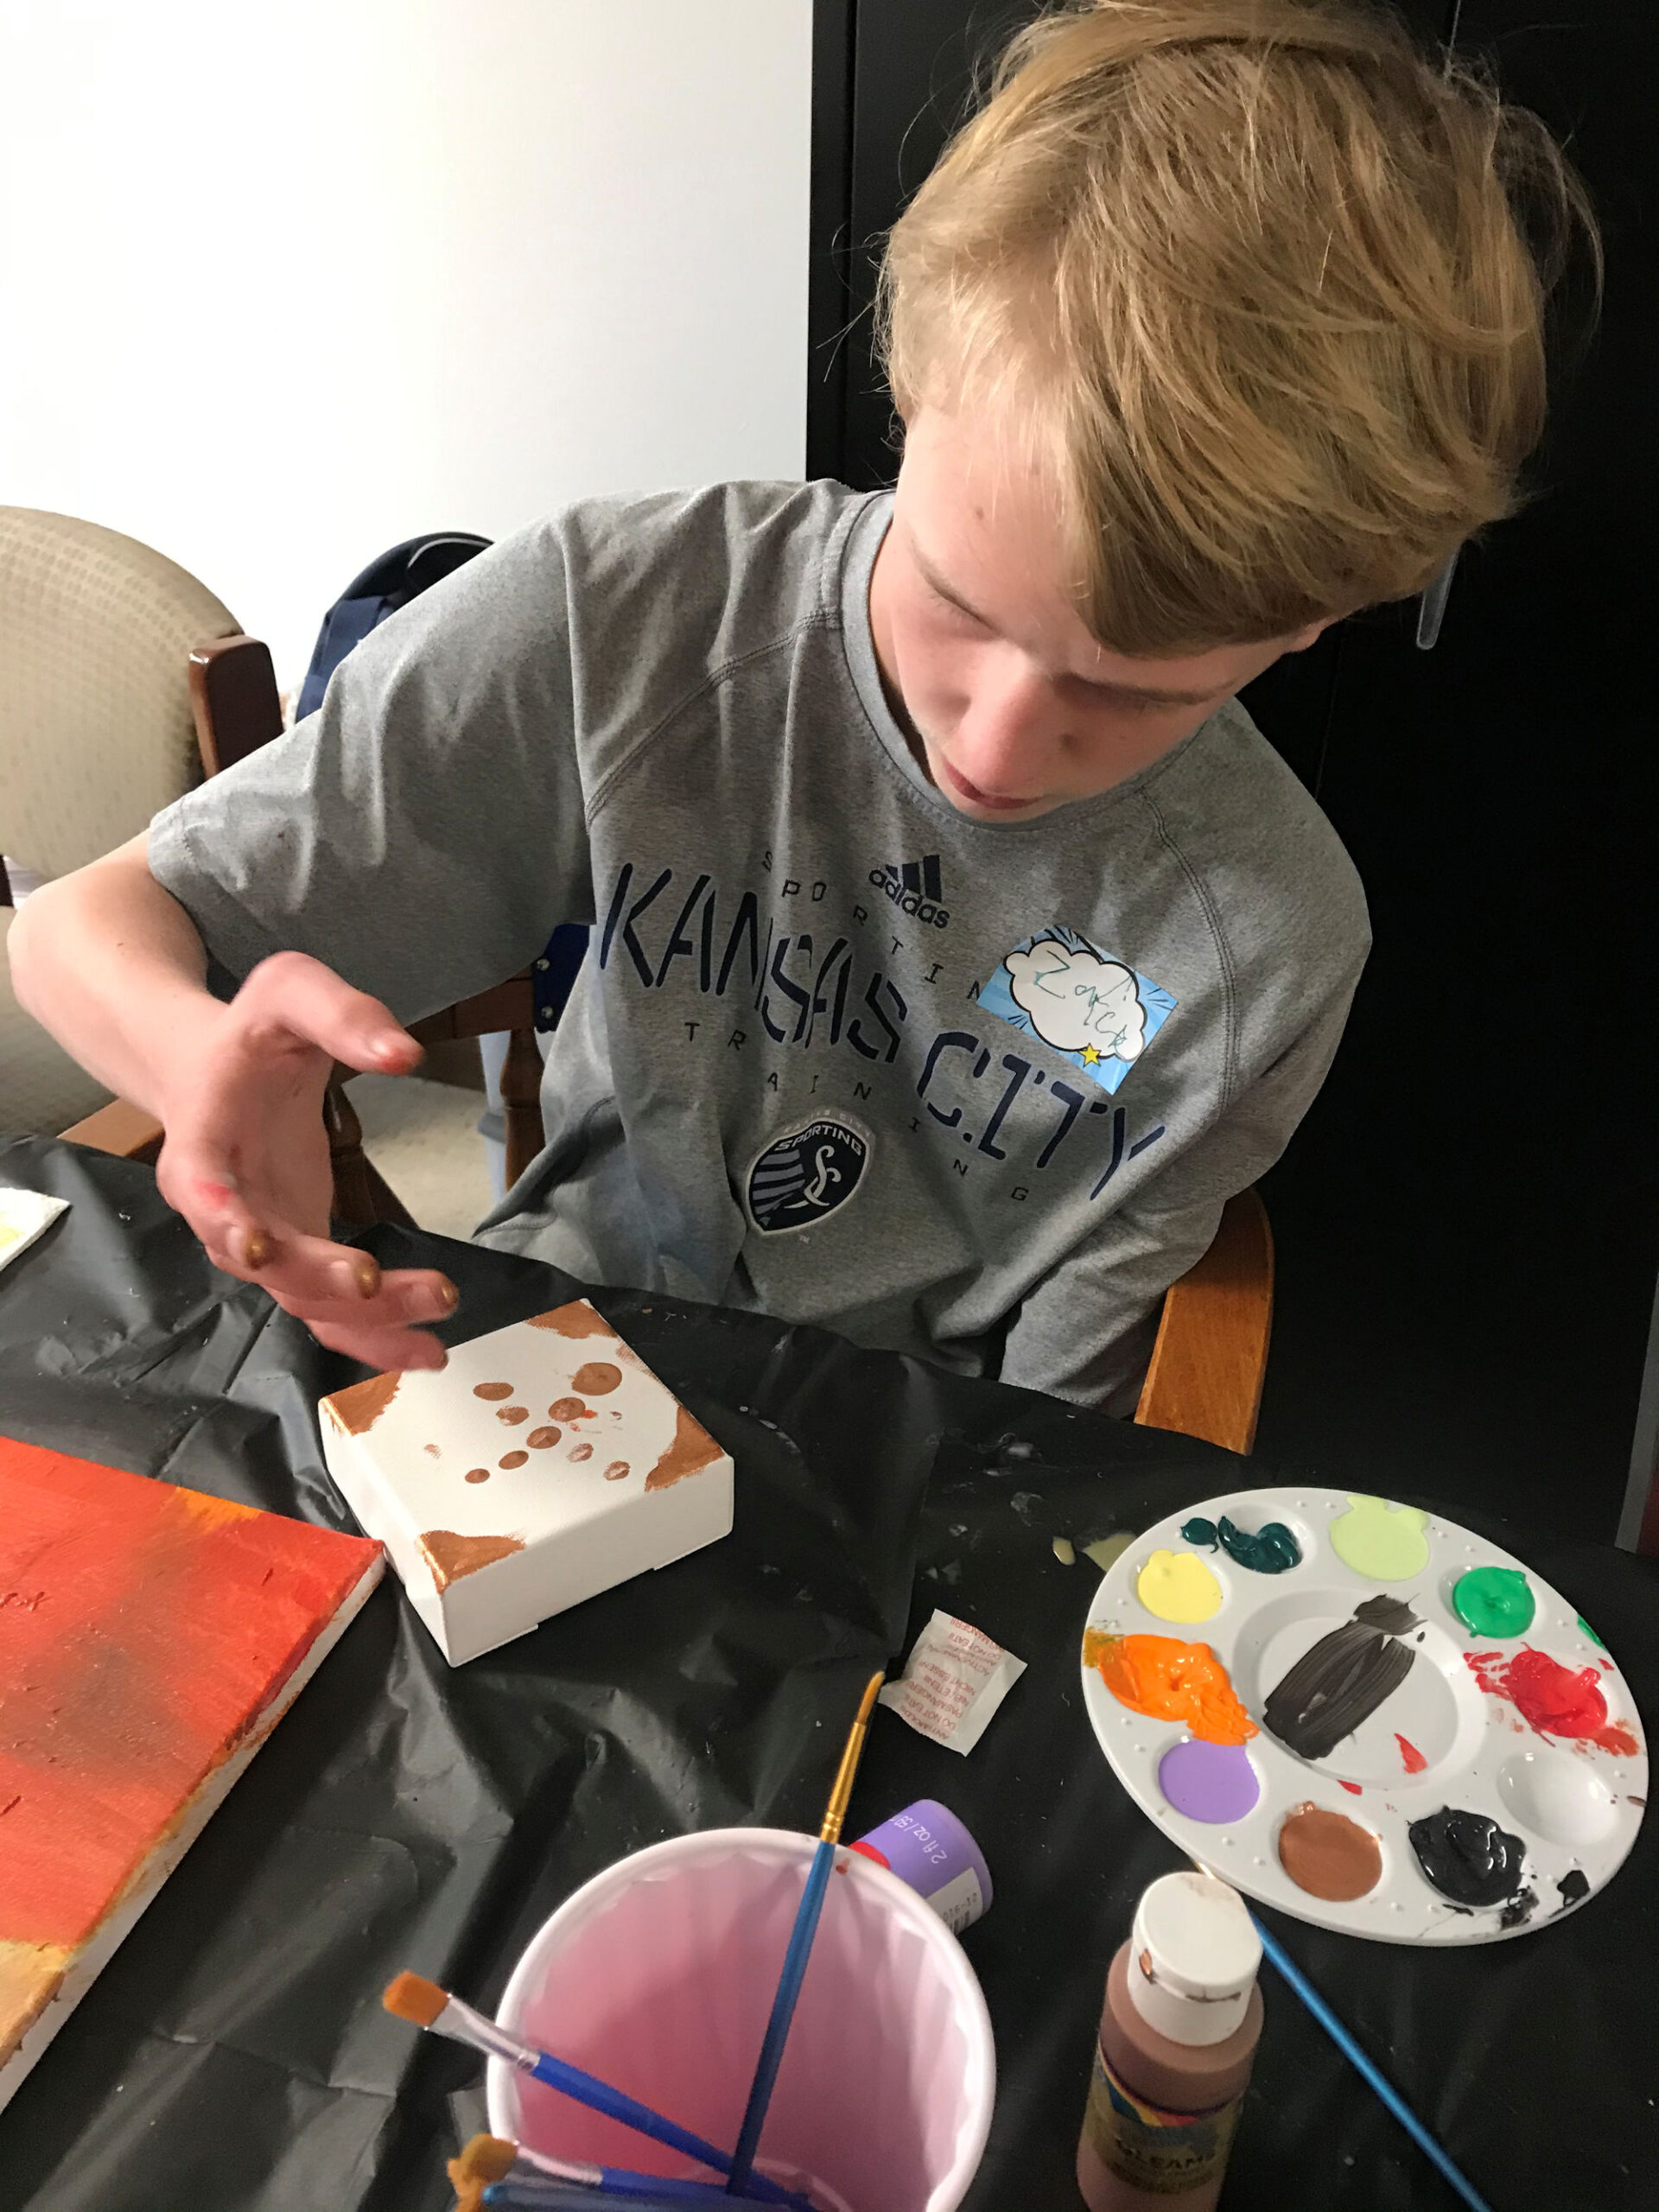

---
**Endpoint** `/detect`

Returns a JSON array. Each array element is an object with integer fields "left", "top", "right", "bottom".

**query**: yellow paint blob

[{"left": 1135, "top": 1548, "right": 1224, "bottom": 1624}]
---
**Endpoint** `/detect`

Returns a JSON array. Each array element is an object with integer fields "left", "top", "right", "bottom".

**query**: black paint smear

[
  {"left": 1499, "top": 1886, "right": 1538, "bottom": 1929},
  {"left": 1556, "top": 1869, "right": 1591, "bottom": 1910},
  {"left": 1408, "top": 1807, "right": 1528, "bottom": 1908},
  {"left": 1262, "top": 1595, "right": 1421, "bottom": 1761}
]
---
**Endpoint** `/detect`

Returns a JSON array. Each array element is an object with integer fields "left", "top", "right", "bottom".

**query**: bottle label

[{"left": 1083, "top": 2040, "right": 1244, "bottom": 2196}]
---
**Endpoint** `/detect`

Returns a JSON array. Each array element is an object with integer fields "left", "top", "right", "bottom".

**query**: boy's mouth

[{"left": 938, "top": 756, "right": 1043, "bottom": 813}]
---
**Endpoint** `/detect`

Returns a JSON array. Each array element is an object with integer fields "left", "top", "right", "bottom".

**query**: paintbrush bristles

[
  {"left": 384, "top": 1970, "right": 448, "bottom": 2027},
  {"left": 819, "top": 1670, "right": 885, "bottom": 1845},
  {"left": 455, "top": 2137, "right": 519, "bottom": 2183}
]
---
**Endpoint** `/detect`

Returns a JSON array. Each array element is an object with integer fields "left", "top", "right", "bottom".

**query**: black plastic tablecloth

[{"left": 2, "top": 1135, "right": 1655, "bottom": 2212}]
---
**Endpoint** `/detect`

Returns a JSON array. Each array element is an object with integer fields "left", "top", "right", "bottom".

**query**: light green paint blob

[
  {"left": 1084, "top": 1531, "right": 1134, "bottom": 1574},
  {"left": 0, "top": 1223, "right": 20, "bottom": 1251},
  {"left": 1328, "top": 1494, "right": 1430, "bottom": 1581},
  {"left": 1577, "top": 1614, "right": 1606, "bottom": 1649},
  {"left": 1052, "top": 1535, "right": 1076, "bottom": 1566},
  {"left": 1451, "top": 1566, "right": 1535, "bottom": 1638}
]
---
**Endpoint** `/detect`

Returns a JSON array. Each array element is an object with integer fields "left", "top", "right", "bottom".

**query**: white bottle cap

[{"left": 1125, "top": 1872, "right": 1262, "bottom": 2048}]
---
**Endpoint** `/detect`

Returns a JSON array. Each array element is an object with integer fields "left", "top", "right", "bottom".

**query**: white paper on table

[
  {"left": 0, "top": 1188, "right": 68, "bottom": 1276},
  {"left": 878, "top": 1607, "right": 1027, "bottom": 1754}
]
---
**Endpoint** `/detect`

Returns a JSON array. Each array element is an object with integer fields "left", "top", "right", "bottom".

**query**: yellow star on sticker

[{"left": 1080, "top": 1045, "right": 1103, "bottom": 1065}]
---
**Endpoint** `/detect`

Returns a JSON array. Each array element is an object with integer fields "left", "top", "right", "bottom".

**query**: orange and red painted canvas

[{"left": 0, "top": 1436, "right": 381, "bottom": 2104}]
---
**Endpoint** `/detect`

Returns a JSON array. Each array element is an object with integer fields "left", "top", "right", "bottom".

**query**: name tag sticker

[{"left": 976, "top": 927, "right": 1175, "bottom": 1095}]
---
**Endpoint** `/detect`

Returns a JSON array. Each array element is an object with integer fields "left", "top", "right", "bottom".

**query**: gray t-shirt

[{"left": 149, "top": 480, "right": 1369, "bottom": 1407}]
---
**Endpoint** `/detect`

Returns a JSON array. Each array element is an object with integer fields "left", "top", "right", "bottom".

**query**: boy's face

[{"left": 868, "top": 405, "right": 1328, "bottom": 822}]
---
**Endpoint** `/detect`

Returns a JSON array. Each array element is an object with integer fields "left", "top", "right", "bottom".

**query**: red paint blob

[
  {"left": 1338, "top": 1780, "right": 1363, "bottom": 1795},
  {"left": 1465, "top": 1647, "right": 1641, "bottom": 1757},
  {"left": 1395, "top": 1733, "right": 1427, "bottom": 1774}
]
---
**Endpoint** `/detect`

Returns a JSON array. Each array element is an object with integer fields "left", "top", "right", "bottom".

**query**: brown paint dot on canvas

[
  {"left": 569, "top": 1443, "right": 594, "bottom": 1462},
  {"left": 572, "top": 1362, "right": 623, "bottom": 1395},
  {"left": 424, "top": 1444, "right": 441, "bottom": 1457},
  {"left": 527, "top": 1427, "right": 562, "bottom": 1449},
  {"left": 499, "top": 1450, "right": 529, "bottom": 1471},
  {"left": 474, "top": 1382, "right": 514, "bottom": 1401},
  {"left": 604, "top": 1461, "right": 631, "bottom": 1482},
  {"left": 549, "top": 1398, "right": 590, "bottom": 1422},
  {"left": 464, "top": 1468, "right": 491, "bottom": 1484},
  {"left": 1277, "top": 1803, "right": 1382, "bottom": 1902},
  {"left": 496, "top": 1405, "right": 530, "bottom": 1426}
]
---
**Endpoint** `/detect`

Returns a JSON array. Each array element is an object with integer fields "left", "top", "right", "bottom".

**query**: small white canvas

[
  {"left": 0, "top": 1188, "right": 68, "bottom": 1275},
  {"left": 319, "top": 1300, "right": 733, "bottom": 1664}
]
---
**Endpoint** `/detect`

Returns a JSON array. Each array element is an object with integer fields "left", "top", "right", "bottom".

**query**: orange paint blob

[{"left": 1084, "top": 1630, "right": 1257, "bottom": 1746}]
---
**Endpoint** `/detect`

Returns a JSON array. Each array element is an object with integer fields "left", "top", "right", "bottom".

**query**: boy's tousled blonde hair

[{"left": 880, "top": 0, "right": 1598, "bottom": 654}]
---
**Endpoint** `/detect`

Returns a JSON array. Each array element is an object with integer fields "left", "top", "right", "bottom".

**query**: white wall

[{"left": 0, "top": 1, "right": 811, "bottom": 696}]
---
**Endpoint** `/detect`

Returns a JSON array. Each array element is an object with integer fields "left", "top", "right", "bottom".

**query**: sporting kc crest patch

[
  {"left": 976, "top": 927, "right": 1175, "bottom": 1095},
  {"left": 747, "top": 1118, "right": 868, "bottom": 1233}
]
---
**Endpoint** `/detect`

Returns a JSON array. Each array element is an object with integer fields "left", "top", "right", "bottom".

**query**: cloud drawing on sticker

[{"left": 1004, "top": 938, "right": 1148, "bottom": 1064}]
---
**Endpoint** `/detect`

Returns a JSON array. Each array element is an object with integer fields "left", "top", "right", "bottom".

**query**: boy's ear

[{"left": 1285, "top": 616, "right": 1339, "bottom": 652}]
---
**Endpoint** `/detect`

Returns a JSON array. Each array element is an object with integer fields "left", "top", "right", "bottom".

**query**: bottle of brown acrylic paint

[{"left": 1076, "top": 1872, "right": 1264, "bottom": 2211}]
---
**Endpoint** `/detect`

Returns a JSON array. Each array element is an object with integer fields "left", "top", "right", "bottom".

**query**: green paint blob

[
  {"left": 1577, "top": 1614, "right": 1606, "bottom": 1649},
  {"left": 1329, "top": 1494, "right": 1430, "bottom": 1582},
  {"left": 1181, "top": 1514, "right": 1301, "bottom": 1573},
  {"left": 1452, "top": 1566, "right": 1535, "bottom": 1638}
]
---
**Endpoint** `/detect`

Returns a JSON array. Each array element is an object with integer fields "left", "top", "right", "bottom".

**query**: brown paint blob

[
  {"left": 527, "top": 1427, "right": 562, "bottom": 1449},
  {"left": 569, "top": 1443, "right": 594, "bottom": 1462},
  {"left": 499, "top": 1450, "right": 529, "bottom": 1470},
  {"left": 325, "top": 1370, "right": 402, "bottom": 1435},
  {"left": 572, "top": 1362, "right": 623, "bottom": 1395},
  {"left": 527, "top": 1302, "right": 614, "bottom": 1340},
  {"left": 495, "top": 1405, "right": 530, "bottom": 1425},
  {"left": 604, "top": 1461, "right": 631, "bottom": 1482},
  {"left": 473, "top": 1382, "right": 514, "bottom": 1401},
  {"left": 1277, "top": 1803, "right": 1382, "bottom": 1902},
  {"left": 464, "top": 1468, "right": 491, "bottom": 1484},
  {"left": 423, "top": 1444, "right": 441, "bottom": 1457},
  {"left": 645, "top": 1403, "right": 725, "bottom": 1491},
  {"left": 549, "top": 1397, "right": 590, "bottom": 1422},
  {"left": 418, "top": 1529, "right": 525, "bottom": 1590}
]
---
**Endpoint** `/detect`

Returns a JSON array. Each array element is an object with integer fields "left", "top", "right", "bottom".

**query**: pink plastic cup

[{"left": 486, "top": 1827, "right": 996, "bottom": 2212}]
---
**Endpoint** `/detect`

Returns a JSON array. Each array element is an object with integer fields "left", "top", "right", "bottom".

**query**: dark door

[{"left": 810, "top": 0, "right": 1659, "bottom": 1541}]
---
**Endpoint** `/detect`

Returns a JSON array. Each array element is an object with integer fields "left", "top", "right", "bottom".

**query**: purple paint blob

[{"left": 1159, "top": 1738, "right": 1261, "bottom": 1825}]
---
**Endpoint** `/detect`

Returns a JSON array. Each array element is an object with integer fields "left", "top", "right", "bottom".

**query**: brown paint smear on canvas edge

[
  {"left": 645, "top": 1405, "right": 725, "bottom": 1491},
  {"left": 417, "top": 1531, "right": 526, "bottom": 1592},
  {"left": 324, "top": 1370, "right": 403, "bottom": 1435}
]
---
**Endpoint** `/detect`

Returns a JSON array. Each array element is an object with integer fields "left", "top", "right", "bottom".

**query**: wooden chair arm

[
  {"left": 406, "top": 976, "right": 537, "bottom": 1045},
  {"left": 59, "top": 1100, "right": 165, "bottom": 1164},
  {"left": 1135, "top": 1187, "right": 1274, "bottom": 1455},
  {"left": 188, "top": 635, "right": 285, "bottom": 776}
]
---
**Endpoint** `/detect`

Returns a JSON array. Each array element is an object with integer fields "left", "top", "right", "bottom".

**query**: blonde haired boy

[{"left": 11, "top": 0, "right": 1593, "bottom": 1406}]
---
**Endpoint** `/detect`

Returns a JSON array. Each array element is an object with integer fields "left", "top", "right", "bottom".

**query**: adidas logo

[{"left": 868, "top": 853, "right": 950, "bottom": 929}]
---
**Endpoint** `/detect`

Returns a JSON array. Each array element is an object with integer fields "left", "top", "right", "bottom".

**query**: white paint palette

[{"left": 1079, "top": 1487, "right": 1647, "bottom": 1944}]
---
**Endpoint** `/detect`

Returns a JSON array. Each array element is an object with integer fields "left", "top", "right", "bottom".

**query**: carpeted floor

[{"left": 345, "top": 1072, "right": 497, "bottom": 1242}]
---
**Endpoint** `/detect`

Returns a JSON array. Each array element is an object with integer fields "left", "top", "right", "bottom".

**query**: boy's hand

[{"left": 153, "top": 951, "right": 460, "bottom": 1370}]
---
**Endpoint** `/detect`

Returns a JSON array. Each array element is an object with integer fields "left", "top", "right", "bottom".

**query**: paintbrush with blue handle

[
  {"left": 481, "top": 2187, "right": 762, "bottom": 2211},
  {"left": 448, "top": 2134, "right": 772, "bottom": 2208},
  {"left": 1248, "top": 1911, "right": 1494, "bottom": 2212},
  {"left": 725, "top": 1671, "right": 886, "bottom": 2198},
  {"left": 385, "top": 1979, "right": 812, "bottom": 2212}
]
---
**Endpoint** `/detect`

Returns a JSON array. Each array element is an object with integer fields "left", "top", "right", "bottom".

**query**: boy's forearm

[{"left": 8, "top": 836, "right": 223, "bottom": 1120}]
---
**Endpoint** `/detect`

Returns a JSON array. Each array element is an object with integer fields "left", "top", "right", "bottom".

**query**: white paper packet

[
  {"left": 878, "top": 1607, "right": 1027, "bottom": 1755},
  {"left": 0, "top": 1187, "right": 68, "bottom": 1276}
]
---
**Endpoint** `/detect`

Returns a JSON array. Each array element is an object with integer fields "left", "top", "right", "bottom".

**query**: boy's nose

[{"left": 951, "top": 670, "right": 1065, "bottom": 799}]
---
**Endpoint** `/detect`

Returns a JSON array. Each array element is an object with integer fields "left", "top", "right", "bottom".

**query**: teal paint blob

[
  {"left": 1452, "top": 1567, "right": 1535, "bottom": 1639},
  {"left": 1180, "top": 1514, "right": 1301, "bottom": 1574}
]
